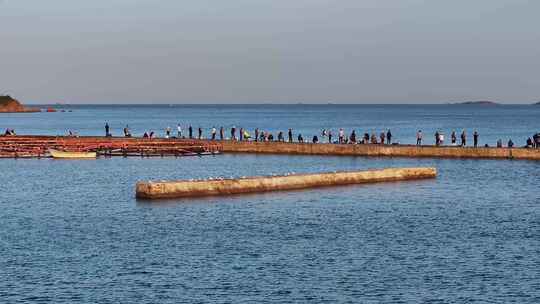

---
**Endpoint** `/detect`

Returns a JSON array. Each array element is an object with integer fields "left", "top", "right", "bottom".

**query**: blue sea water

[{"left": 1, "top": 105, "right": 539, "bottom": 303}]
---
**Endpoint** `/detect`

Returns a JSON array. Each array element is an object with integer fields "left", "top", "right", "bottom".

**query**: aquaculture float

[
  {"left": 0, "top": 136, "right": 221, "bottom": 158},
  {"left": 135, "top": 167, "right": 437, "bottom": 199}
]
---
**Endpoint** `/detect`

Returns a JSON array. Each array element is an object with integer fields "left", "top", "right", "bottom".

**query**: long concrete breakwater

[
  {"left": 221, "top": 140, "right": 540, "bottom": 160},
  {"left": 1, "top": 135, "right": 540, "bottom": 160},
  {"left": 136, "top": 167, "right": 437, "bottom": 199}
]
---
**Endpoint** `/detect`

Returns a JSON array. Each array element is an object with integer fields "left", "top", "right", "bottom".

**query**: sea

[{"left": 1, "top": 104, "right": 539, "bottom": 303}]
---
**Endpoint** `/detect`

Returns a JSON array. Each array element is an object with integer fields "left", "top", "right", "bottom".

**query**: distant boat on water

[{"left": 450, "top": 101, "right": 500, "bottom": 105}]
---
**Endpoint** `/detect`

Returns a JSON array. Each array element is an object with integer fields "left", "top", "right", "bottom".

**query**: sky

[{"left": 1, "top": 0, "right": 539, "bottom": 104}]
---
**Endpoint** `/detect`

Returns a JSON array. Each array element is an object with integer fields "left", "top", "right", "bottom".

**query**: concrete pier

[
  {"left": 221, "top": 141, "right": 540, "bottom": 160},
  {"left": 2, "top": 135, "right": 540, "bottom": 160},
  {"left": 136, "top": 167, "right": 437, "bottom": 199}
]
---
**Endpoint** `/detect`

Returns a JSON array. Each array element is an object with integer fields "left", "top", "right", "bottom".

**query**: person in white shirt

[{"left": 211, "top": 127, "right": 217, "bottom": 140}]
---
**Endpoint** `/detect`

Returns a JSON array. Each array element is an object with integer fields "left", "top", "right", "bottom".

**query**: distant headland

[
  {"left": 0, "top": 95, "right": 40, "bottom": 113},
  {"left": 450, "top": 101, "right": 500, "bottom": 105}
]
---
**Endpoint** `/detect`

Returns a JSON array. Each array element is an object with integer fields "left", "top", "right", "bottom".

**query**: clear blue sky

[{"left": 1, "top": 0, "right": 539, "bottom": 104}]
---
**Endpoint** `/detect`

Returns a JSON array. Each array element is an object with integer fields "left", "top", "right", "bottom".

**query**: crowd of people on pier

[{"left": 101, "top": 123, "right": 540, "bottom": 149}]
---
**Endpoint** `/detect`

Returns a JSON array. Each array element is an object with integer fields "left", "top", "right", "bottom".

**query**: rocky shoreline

[{"left": 0, "top": 95, "right": 40, "bottom": 113}]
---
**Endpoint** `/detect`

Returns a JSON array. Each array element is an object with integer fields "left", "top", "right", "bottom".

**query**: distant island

[
  {"left": 451, "top": 101, "right": 500, "bottom": 105},
  {"left": 534, "top": 101, "right": 540, "bottom": 105},
  {"left": 0, "top": 95, "right": 40, "bottom": 113}
]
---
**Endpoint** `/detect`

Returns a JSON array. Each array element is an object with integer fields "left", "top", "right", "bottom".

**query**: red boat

[{"left": 46, "top": 107, "right": 57, "bottom": 112}]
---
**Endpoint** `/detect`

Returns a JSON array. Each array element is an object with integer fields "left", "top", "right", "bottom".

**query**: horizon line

[{"left": 23, "top": 101, "right": 539, "bottom": 106}]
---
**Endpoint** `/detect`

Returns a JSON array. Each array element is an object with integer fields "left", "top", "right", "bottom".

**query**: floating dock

[
  {"left": 136, "top": 167, "right": 437, "bottom": 199},
  {"left": 0, "top": 136, "right": 221, "bottom": 158}
]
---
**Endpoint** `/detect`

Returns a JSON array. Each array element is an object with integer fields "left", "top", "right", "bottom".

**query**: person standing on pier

[
  {"left": 416, "top": 130, "right": 423, "bottom": 145},
  {"left": 198, "top": 127, "right": 203, "bottom": 139},
  {"left": 435, "top": 131, "right": 440, "bottom": 146},
  {"left": 297, "top": 134, "right": 304, "bottom": 143},
  {"left": 239, "top": 128, "right": 244, "bottom": 141},
  {"left": 220, "top": 127, "right": 224, "bottom": 140},
  {"left": 338, "top": 128, "right": 345, "bottom": 144},
  {"left": 231, "top": 126, "right": 236, "bottom": 140},
  {"left": 188, "top": 125, "right": 193, "bottom": 139},
  {"left": 451, "top": 131, "right": 457, "bottom": 146},
  {"left": 166, "top": 126, "right": 171, "bottom": 138},
  {"left": 508, "top": 139, "right": 514, "bottom": 148},
  {"left": 387, "top": 130, "right": 392, "bottom": 144},
  {"left": 124, "top": 125, "right": 131, "bottom": 137},
  {"left": 380, "top": 132, "right": 386, "bottom": 145},
  {"left": 328, "top": 130, "right": 333, "bottom": 143},
  {"left": 460, "top": 130, "right": 467, "bottom": 146},
  {"left": 211, "top": 127, "right": 217, "bottom": 140},
  {"left": 473, "top": 130, "right": 479, "bottom": 147},
  {"left": 277, "top": 131, "right": 284, "bottom": 142},
  {"left": 177, "top": 124, "right": 182, "bottom": 138},
  {"left": 288, "top": 129, "right": 293, "bottom": 142},
  {"left": 255, "top": 128, "right": 259, "bottom": 142},
  {"left": 105, "top": 123, "right": 110, "bottom": 137}
]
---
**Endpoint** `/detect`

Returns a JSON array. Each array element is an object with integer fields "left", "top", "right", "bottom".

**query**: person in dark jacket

[
  {"left": 386, "top": 130, "right": 392, "bottom": 144},
  {"left": 288, "top": 129, "right": 293, "bottom": 142},
  {"left": 188, "top": 125, "right": 193, "bottom": 139},
  {"left": 526, "top": 137, "right": 533, "bottom": 148},
  {"left": 533, "top": 133, "right": 540, "bottom": 148},
  {"left": 473, "top": 131, "right": 479, "bottom": 147},
  {"left": 349, "top": 130, "right": 356, "bottom": 143},
  {"left": 277, "top": 131, "right": 284, "bottom": 142},
  {"left": 231, "top": 126, "right": 236, "bottom": 140}
]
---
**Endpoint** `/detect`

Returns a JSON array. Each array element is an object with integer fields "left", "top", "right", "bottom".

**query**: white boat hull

[{"left": 49, "top": 149, "right": 97, "bottom": 159}]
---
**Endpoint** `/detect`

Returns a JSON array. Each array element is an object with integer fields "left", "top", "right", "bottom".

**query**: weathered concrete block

[{"left": 136, "top": 167, "right": 437, "bottom": 199}]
